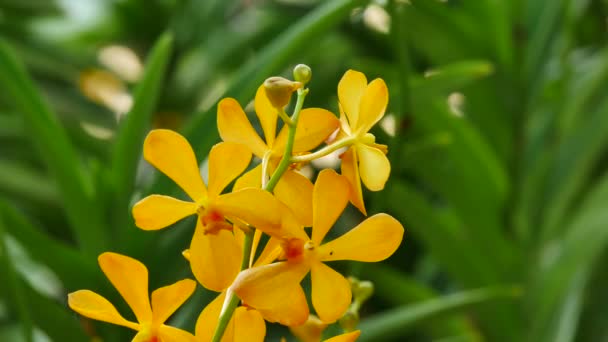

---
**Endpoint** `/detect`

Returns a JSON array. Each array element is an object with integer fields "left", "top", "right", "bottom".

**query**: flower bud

[
  {"left": 339, "top": 310, "right": 359, "bottom": 332},
  {"left": 263, "top": 76, "right": 302, "bottom": 109},
  {"left": 355, "top": 280, "right": 374, "bottom": 304},
  {"left": 293, "top": 64, "right": 312, "bottom": 84}
]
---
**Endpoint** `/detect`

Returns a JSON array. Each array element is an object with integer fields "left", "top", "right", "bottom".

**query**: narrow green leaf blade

[
  {"left": 112, "top": 33, "right": 173, "bottom": 200},
  {"left": 0, "top": 39, "right": 106, "bottom": 255},
  {"left": 358, "top": 286, "right": 520, "bottom": 342}
]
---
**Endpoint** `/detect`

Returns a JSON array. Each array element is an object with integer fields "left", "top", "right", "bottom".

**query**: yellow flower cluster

[{"left": 68, "top": 68, "right": 404, "bottom": 342}]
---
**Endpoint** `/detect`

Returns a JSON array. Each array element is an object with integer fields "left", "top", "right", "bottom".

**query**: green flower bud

[
  {"left": 339, "top": 310, "right": 359, "bottom": 332},
  {"left": 263, "top": 76, "right": 302, "bottom": 109},
  {"left": 293, "top": 64, "right": 312, "bottom": 84}
]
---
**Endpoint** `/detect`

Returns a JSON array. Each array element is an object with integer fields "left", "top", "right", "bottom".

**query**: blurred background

[{"left": 1, "top": 0, "right": 608, "bottom": 341}]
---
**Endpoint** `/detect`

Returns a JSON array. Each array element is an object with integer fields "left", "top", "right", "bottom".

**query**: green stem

[
  {"left": 211, "top": 88, "right": 309, "bottom": 342},
  {"left": 211, "top": 230, "right": 254, "bottom": 342},
  {"left": 278, "top": 108, "right": 294, "bottom": 127},
  {"left": 290, "top": 136, "right": 356, "bottom": 163},
  {"left": 265, "top": 88, "right": 309, "bottom": 192}
]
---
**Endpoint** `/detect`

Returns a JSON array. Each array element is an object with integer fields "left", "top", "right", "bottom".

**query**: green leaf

[
  {"left": 0, "top": 200, "right": 99, "bottom": 289},
  {"left": 0, "top": 39, "right": 106, "bottom": 255},
  {"left": 410, "top": 60, "right": 494, "bottom": 98},
  {"left": 0, "top": 214, "right": 33, "bottom": 342},
  {"left": 529, "top": 171, "right": 608, "bottom": 341},
  {"left": 111, "top": 32, "right": 173, "bottom": 201},
  {"left": 540, "top": 96, "right": 608, "bottom": 241},
  {"left": 358, "top": 264, "right": 481, "bottom": 341},
  {"left": 357, "top": 286, "right": 521, "bottom": 342}
]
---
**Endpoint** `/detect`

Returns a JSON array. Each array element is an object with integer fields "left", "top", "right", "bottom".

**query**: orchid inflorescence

[{"left": 68, "top": 65, "right": 404, "bottom": 342}]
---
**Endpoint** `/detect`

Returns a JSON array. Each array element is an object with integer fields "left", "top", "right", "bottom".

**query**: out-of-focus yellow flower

[
  {"left": 290, "top": 315, "right": 361, "bottom": 342},
  {"left": 290, "top": 315, "right": 327, "bottom": 342},
  {"left": 195, "top": 291, "right": 266, "bottom": 342},
  {"left": 217, "top": 85, "right": 340, "bottom": 227},
  {"left": 132, "top": 129, "right": 284, "bottom": 291},
  {"left": 336, "top": 69, "right": 390, "bottom": 215},
  {"left": 324, "top": 331, "right": 361, "bottom": 342},
  {"left": 68, "top": 253, "right": 196, "bottom": 342},
  {"left": 231, "top": 169, "right": 404, "bottom": 325}
]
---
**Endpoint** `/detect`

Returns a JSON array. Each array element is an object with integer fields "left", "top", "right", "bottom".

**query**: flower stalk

[{"left": 211, "top": 84, "right": 309, "bottom": 342}]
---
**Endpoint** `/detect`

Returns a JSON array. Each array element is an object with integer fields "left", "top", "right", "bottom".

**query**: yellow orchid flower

[
  {"left": 231, "top": 169, "right": 404, "bottom": 325},
  {"left": 68, "top": 252, "right": 196, "bottom": 342},
  {"left": 195, "top": 291, "right": 266, "bottom": 342},
  {"left": 336, "top": 69, "right": 390, "bottom": 215},
  {"left": 132, "top": 129, "right": 284, "bottom": 291},
  {"left": 217, "top": 85, "right": 340, "bottom": 226}
]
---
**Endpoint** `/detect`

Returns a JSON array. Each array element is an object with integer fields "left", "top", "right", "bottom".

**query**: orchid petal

[
  {"left": 190, "top": 223, "right": 241, "bottom": 292},
  {"left": 337, "top": 70, "right": 367, "bottom": 129},
  {"left": 275, "top": 170, "right": 313, "bottom": 227},
  {"left": 357, "top": 144, "right": 390, "bottom": 191},
  {"left": 311, "top": 262, "right": 351, "bottom": 323},
  {"left": 132, "top": 195, "right": 197, "bottom": 230},
  {"left": 194, "top": 292, "right": 225, "bottom": 341},
  {"left": 232, "top": 262, "right": 310, "bottom": 326},
  {"left": 143, "top": 130, "right": 207, "bottom": 202},
  {"left": 320, "top": 214, "right": 403, "bottom": 262},
  {"left": 68, "top": 290, "right": 138, "bottom": 330},
  {"left": 215, "top": 188, "right": 283, "bottom": 235},
  {"left": 312, "top": 169, "right": 350, "bottom": 245},
  {"left": 274, "top": 108, "right": 339, "bottom": 154},
  {"left": 208, "top": 142, "right": 252, "bottom": 198},
  {"left": 98, "top": 253, "right": 152, "bottom": 323},
  {"left": 357, "top": 78, "right": 388, "bottom": 133},
  {"left": 217, "top": 97, "right": 268, "bottom": 158},
  {"left": 254, "top": 85, "right": 278, "bottom": 148},
  {"left": 151, "top": 279, "right": 196, "bottom": 325},
  {"left": 157, "top": 325, "right": 197, "bottom": 342},
  {"left": 340, "top": 148, "right": 366, "bottom": 215}
]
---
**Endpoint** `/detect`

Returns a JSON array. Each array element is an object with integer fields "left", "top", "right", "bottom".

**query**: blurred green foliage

[{"left": 1, "top": 0, "right": 608, "bottom": 341}]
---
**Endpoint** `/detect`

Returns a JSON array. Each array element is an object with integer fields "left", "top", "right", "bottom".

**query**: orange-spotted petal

[
  {"left": 275, "top": 170, "right": 313, "bottom": 227},
  {"left": 274, "top": 108, "right": 339, "bottom": 154},
  {"left": 320, "top": 213, "right": 403, "bottom": 262},
  {"left": 98, "top": 252, "right": 152, "bottom": 323},
  {"left": 324, "top": 330, "right": 361, "bottom": 342},
  {"left": 207, "top": 142, "right": 252, "bottom": 198},
  {"left": 67, "top": 290, "right": 138, "bottom": 330},
  {"left": 357, "top": 78, "right": 388, "bottom": 133},
  {"left": 151, "top": 279, "right": 196, "bottom": 325},
  {"left": 356, "top": 144, "right": 390, "bottom": 191},
  {"left": 312, "top": 169, "right": 350, "bottom": 245},
  {"left": 338, "top": 70, "right": 367, "bottom": 129},
  {"left": 195, "top": 292, "right": 225, "bottom": 341},
  {"left": 340, "top": 147, "right": 366, "bottom": 215},
  {"left": 190, "top": 223, "right": 241, "bottom": 291},
  {"left": 215, "top": 188, "right": 283, "bottom": 234},
  {"left": 157, "top": 325, "right": 197, "bottom": 342},
  {"left": 254, "top": 84, "right": 278, "bottom": 148},
  {"left": 217, "top": 98, "right": 268, "bottom": 158},
  {"left": 253, "top": 236, "right": 283, "bottom": 267},
  {"left": 311, "top": 262, "right": 352, "bottom": 323},
  {"left": 143, "top": 129, "right": 207, "bottom": 202},
  {"left": 232, "top": 261, "right": 310, "bottom": 326},
  {"left": 132, "top": 195, "right": 197, "bottom": 230}
]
